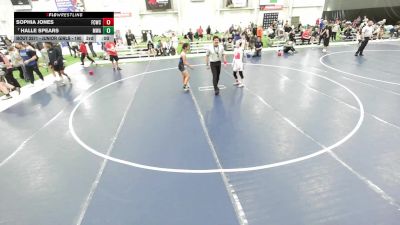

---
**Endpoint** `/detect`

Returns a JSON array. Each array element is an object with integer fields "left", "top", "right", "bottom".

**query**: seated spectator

[
  {"left": 0, "top": 52, "right": 21, "bottom": 90},
  {"left": 301, "top": 28, "right": 311, "bottom": 44},
  {"left": 0, "top": 77, "right": 17, "bottom": 100},
  {"left": 288, "top": 30, "right": 296, "bottom": 44},
  {"left": 311, "top": 28, "right": 320, "bottom": 44},
  {"left": 233, "top": 31, "right": 241, "bottom": 44},
  {"left": 249, "top": 34, "right": 257, "bottom": 50},
  {"left": 283, "top": 40, "right": 296, "bottom": 54},
  {"left": 343, "top": 25, "right": 353, "bottom": 39},
  {"left": 276, "top": 27, "right": 285, "bottom": 40},
  {"left": 147, "top": 41, "right": 156, "bottom": 56},
  {"left": 377, "top": 26, "right": 385, "bottom": 39},
  {"left": 187, "top": 29, "right": 194, "bottom": 42},
  {"left": 224, "top": 38, "right": 234, "bottom": 51},
  {"left": 155, "top": 40, "right": 164, "bottom": 56},
  {"left": 253, "top": 36, "right": 263, "bottom": 57},
  {"left": 284, "top": 21, "right": 292, "bottom": 33},
  {"left": 267, "top": 26, "right": 275, "bottom": 39},
  {"left": 390, "top": 25, "right": 399, "bottom": 38},
  {"left": 70, "top": 42, "right": 79, "bottom": 58}
]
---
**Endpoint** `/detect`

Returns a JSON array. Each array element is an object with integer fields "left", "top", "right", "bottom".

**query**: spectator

[
  {"left": 156, "top": 40, "right": 164, "bottom": 56},
  {"left": 254, "top": 36, "right": 263, "bottom": 57},
  {"left": 311, "top": 27, "right": 319, "bottom": 44},
  {"left": 147, "top": 41, "right": 155, "bottom": 57},
  {"left": 45, "top": 42, "right": 71, "bottom": 85},
  {"left": 70, "top": 42, "right": 79, "bottom": 58},
  {"left": 15, "top": 43, "right": 44, "bottom": 86},
  {"left": 297, "top": 22, "right": 303, "bottom": 32},
  {"left": 88, "top": 42, "right": 97, "bottom": 58},
  {"left": 233, "top": 31, "right": 241, "bottom": 44},
  {"left": 0, "top": 76, "right": 18, "bottom": 99},
  {"left": 284, "top": 21, "right": 291, "bottom": 33},
  {"left": 171, "top": 33, "right": 179, "bottom": 50},
  {"left": 229, "top": 24, "right": 234, "bottom": 34},
  {"left": 301, "top": 28, "right": 311, "bottom": 44},
  {"left": 288, "top": 30, "right": 296, "bottom": 44},
  {"left": 224, "top": 38, "right": 234, "bottom": 51},
  {"left": 206, "top": 25, "right": 211, "bottom": 40},
  {"left": 267, "top": 25, "right": 275, "bottom": 39},
  {"left": 284, "top": 21, "right": 292, "bottom": 40},
  {"left": 377, "top": 26, "right": 385, "bottom": 39},
  {"left": 390, "top": 24, "right": 399, "bottom": 38},
  {"left": 79, "top": 42, "right": 96, "bottom": 66},
  {"left": 197, "top": 26, "right": 204, "bottom": 40},
  {"left": 332, "top": 22, "right": 340, "bottom": 41},
  {"left": 249, "top": 33, "right": 257, "bottom": 51},
  {"left": 146, "top": 31, "right": 152, "bottom": 43},
  {"left": 187, "top": 29, "right": 194, "bottom": 42},
  {"left": 125, "top": 29, "right": 134, "bottom": 48},
  {"left": 0, "top": 52, "right": 21, "bottom": 94},
  {"left": 257, "top": 25, "right": 263, "bottom": 38},
  {"left": 8, "top": 46, "right": 25, "bottom": 80},
  {"left": 105, "top": 41, "right": 122, "bottom": 71},
  {"left": 343, "top": 23, "right": 353, "bottom": 40}
]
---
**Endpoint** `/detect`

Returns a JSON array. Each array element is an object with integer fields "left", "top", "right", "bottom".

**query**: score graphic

[
  {"left": 102, "top": 18, "right": 114, "bottom": 35},
  {"left": 14, "top": 12, "right": 115, "bottom": 42}
]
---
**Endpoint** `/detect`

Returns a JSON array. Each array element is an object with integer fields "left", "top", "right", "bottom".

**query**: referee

[
  {"left": 355, "top": 20, "right": 375, "bottom": 56},
  {"left": 206, "top": 36, "right": 227, "bottom": 95}
]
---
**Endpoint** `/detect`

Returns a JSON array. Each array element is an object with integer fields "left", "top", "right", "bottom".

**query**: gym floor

[{"left": 1, "top": 41, "right": 400, "bottom": 225}]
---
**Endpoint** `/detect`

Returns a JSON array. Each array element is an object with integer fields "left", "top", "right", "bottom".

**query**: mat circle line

[
  {"left": 320, "top": 50, "right": 400, "bottom": 86},
  {"left": 68, "top": 64, "right": 365, "bottom": 174}
]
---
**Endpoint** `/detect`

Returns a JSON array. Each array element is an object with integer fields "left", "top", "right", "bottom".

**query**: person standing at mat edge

[
  {"left": 206, "top": 36, "right": 227, "bottom": 96},
  {"left": 355, "top": 20, "right": 375, "bottom": 56},
  {"left": 79, "top": 42, "right": 96, "bottom": 66},
  {"left": 105, "top": 41, "right": 122, "bottom": 71},
  {"left": 178, "top": 43, "right": 193, "bottom": 92}
]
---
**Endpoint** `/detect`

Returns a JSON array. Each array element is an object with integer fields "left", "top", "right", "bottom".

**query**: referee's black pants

[
  {"left": 210, "top": 61, "right": 221, "bottom": 91},
  {"left": 356, "top": 37, "right": 370, "bottom": 55}
]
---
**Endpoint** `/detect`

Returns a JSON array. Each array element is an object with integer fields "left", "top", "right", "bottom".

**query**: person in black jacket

[{"left": 45, "top": 42, "right": 71, "bottom": 84}]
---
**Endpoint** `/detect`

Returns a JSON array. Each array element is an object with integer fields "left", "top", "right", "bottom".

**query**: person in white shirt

[
  {"left": 331, "top": 22, "right": 340, "bottom": 41},
  {"left": 355, "top": 20, "right": 375, "bottom": 56},
  {"left": 232, "top": 40, "right": 245, "bottom": 87},
  {"left": 171, "top": 33, "right": 179, "bottom": 50},
  {"left": 8, "top": 46, "right": 26, "bottom": 80},
  {"left": 206, "top": 36, "right": 227, "bottom": 96}
]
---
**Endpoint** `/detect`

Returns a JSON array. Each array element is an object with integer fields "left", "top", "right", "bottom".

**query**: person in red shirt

[
  {"left": 105, "top": 41, "right": 121, "bottom": 71},
  {"left": 257, "top": 25, "right": 263, "bottom": 38},
  {"left": 79, "top": 42, "right": 95, "bottom": 66},
  {"left": 301, "top": 28, "right": 311, "bottom": 44},
  {"left": 197, "top": 26, "right": 203, "bottom": 40}
]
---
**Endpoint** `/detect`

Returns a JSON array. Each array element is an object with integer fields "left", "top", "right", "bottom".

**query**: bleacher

[
  {"left": 189, "top": 40, "right": 212, "bottom": 54},
  {"left": 115, "top": 45, "right": 149, "bottom": 59}
]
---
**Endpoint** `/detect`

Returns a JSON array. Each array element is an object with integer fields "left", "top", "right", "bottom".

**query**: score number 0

[
  {"left": 102, "top": 18, "right": 114, "bottom": 35},
  {"left": 103, "top": 18, "right": 114, "bottom": 26}
]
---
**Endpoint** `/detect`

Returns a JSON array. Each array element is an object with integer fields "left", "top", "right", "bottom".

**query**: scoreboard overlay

[{"left": 14, "top": 12, "right": 114, "bottom": 42}]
